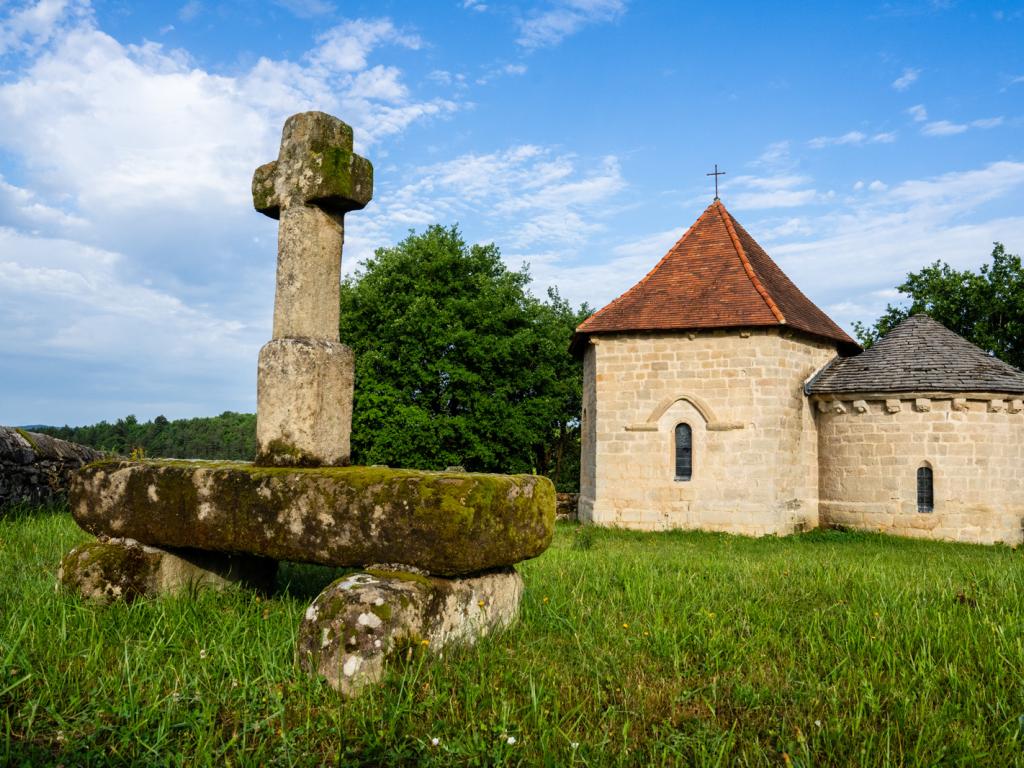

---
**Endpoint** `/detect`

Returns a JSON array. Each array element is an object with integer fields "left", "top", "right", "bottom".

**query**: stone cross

[
  {"left": 253, "top": 111, "right": 373, "bottom": 340},
  {"left": 252, "top": 112, "right": 373, "bottom": 467}
]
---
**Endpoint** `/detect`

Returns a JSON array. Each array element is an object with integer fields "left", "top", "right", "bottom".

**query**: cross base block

[{"left": 256, "top": 338, "right": 354, "bottom": 467}]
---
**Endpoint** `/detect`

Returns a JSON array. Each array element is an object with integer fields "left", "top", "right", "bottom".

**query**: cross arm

[{"left": 252, "top": 112, "right": 374, "bottom": 220}]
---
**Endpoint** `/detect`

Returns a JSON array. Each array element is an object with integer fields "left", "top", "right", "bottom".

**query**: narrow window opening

[
  {"left": 917, "top": 466, "right": 934, "bottom": 513},
  {"left": 674, "top": 423, "right": 692, "bottom": 481}
]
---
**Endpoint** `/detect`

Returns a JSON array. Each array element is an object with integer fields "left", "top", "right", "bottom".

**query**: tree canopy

[
  {"left": 339, "top": 224, "right": 588, "bottom": 490},
  {"left": 853, "top": 243, "right": 1024, "bottom": 369}
]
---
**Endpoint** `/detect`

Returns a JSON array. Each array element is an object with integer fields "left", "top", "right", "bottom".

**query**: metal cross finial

[{"left": 706, "top": 164, "right": 726, "bottom": 200}]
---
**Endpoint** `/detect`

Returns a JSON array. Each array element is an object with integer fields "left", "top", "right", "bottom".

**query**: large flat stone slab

[
  {"left": 70, "top": 460, "right": 555, "bottom": 576},
  {"left": 296, "top": 567, "right": 522, "bottom": 696}
]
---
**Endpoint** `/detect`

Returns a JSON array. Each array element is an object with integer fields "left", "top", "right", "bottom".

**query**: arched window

[
  {"left": 674, "top": 423, "right": 692, "bottom": 481},
  {"left": 917, "top": 466, "right": 934, "bottom": 513}
]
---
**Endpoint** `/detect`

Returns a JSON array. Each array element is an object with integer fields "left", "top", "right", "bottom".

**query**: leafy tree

[
  {"left": 339, "top": 224, "right": 588, "bottom": 490},
  {"left": 853, "top": 243, "right": 1024, "bottom": 369}
]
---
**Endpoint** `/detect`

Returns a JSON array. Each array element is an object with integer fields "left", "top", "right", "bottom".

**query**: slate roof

[
  {"left": 571, "top": 200, "right": 857, "bottom": 355},
  {"left": 806, "top": 314, "right": 1024, "bottom": 395}
]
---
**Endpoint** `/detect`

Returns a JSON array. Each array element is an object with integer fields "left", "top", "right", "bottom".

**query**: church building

[{"left": 572, "top": 199, "right": 1024, "bottom": 545}]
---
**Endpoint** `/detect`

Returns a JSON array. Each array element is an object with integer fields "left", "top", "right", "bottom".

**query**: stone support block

[
  {"left": 71, "top": 460, "right": 555, "bottom": 576},
  {"left": 58, "top": 538, "right": 276, "bottom": 603},
  {"left": 256, "top": 338, "right": 354, "bottom": 467},
  {"left": 1011, "top": 399, "right": 1023, "bottom": 414},
  {"left": 988, "top": 399, "right": 1006, "bottom": 413},
  {"left": 853, "top": 400, "right": 869, "bottom": 414},
  {"left": 914, "top": 398, "right": 931, "bottom": 413},
  {"left": 952, "top": 398, "right": 969, "bottom": 412},
  {"left": 885, "top": 399, "right": 902, "bottom": 414},
  {"left": 296, "top": 567, "right": 522, "bottom": 696}
]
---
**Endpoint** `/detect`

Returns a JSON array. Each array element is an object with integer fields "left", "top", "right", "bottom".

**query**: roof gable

[
  {"left": 572, "top": 200, "right": 856, "bottom": 353},
  {"left": 807, "top": 314, "right": 1024, "bottom": 395}
]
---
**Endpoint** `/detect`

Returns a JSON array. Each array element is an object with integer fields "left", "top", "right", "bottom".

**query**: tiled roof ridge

[
  {"left": 576, "top": 202, "right": 711, "bottom": 332},
  {"left": 715, "top": 200, "right": 786, "bottom": 324}
]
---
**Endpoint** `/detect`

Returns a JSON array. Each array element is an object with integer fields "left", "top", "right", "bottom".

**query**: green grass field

[{"left": 2, "top": 503, "right": 1023, "bottom": 767}]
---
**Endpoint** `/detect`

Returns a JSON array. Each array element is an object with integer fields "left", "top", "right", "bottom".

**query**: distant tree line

[{"left": 36, "top": 412, "right": 257, "bottom": 460}]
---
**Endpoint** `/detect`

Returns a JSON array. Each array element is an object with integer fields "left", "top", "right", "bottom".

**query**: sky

[{"left": 1, "top": 0, "right": 1022, "bottom": 426}]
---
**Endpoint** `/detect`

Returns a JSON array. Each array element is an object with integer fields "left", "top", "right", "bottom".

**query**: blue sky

[{"left": 1, "top": 0, "right": 1022, "bottom": 426}]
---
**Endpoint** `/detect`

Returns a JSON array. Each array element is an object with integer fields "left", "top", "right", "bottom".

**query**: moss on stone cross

[{"left": 252, "top": 111, "right": 373, "bottom": 220}]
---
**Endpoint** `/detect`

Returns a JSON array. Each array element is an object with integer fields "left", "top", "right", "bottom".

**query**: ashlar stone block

[{"left": 256, "top": 338, "right": 354, "bottom": 467}]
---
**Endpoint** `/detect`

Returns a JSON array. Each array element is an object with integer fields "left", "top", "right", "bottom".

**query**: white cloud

[
  {"left": 733, "top": 189, "right": 818, "bottom": 209},
  {"left": 763, "top": 161, "right": 1024, "bottom": 332},
  {"left": 474, "top": 61, "right": 529, "bottom": 85},
  {"left": 311, "top": 18, "right": 421, "bottom": 72},
  {"left": 0, "top": 6, "right": 461, "bottom": 423},
  {"left": 907, "top": 104, "right": 927, "bottom": 122},
  {"left": 868, "top": 180, "right": 887, "bottom": 192},
  {"left": 517, "top": 0, "right": 626, "bottom": 49},
  {"left": 921, "top": 120, "right": 967, "bottom": 136},
  {"left": 808, "top": 130, "right": 895, "bottom": 149},
  {"left": 891, "top": 67, "right": 920, "bottom": 91},
  {"left": 178, "top": 1, "right": 201, "bottom": 22},
  {"left": 351, "top": 146, "right": 625, "bottom": 257},
  {"left": 919, "top": 115, "right": 1002, "bottom": 137},
  {"left": 273, "top": 0, "right": 335, "bottom": 18},
  {"left": 730, "top": 174, "right": 811, "bottom": 191},
  {"left": 463, "top": 0, "right": 489, "bottom": 10},
  {"left": 350, "top": 65, "right": 408, "bottom": 102},
  {"left": 0, "top": 0, "right": 90, "bottom": 55},
  {"left": 752, "top": 141, "right": 794, "bottom": 171}
]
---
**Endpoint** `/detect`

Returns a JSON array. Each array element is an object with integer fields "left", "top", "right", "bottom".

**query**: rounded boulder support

[
  {"left": 58, "top": 538, "right": 277, "bottom": 604},
  {"left": 296, "top": 567, "right": 523, "bottom": 696}
]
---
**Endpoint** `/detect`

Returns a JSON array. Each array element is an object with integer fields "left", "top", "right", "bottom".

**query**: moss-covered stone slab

[
  {"left": 296, "top": 567, "right": 522, "bottom": 696},
  {"left": 70, "top": 460, "right": 555, "bottom": 576},
  {"left": 58, "top": 538, "right": 277, "bottom": 604}
]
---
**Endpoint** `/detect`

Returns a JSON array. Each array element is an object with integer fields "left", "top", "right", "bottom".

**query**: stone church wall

[
  {"left": 816, "top": 394, "right": 1024, "bottom": 545},
  {"left": 579, "top": 328, "right": 837, "bottom": 535}
]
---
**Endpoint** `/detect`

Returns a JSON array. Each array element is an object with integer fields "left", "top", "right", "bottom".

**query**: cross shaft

[{"left": 252, "top": 112, "right": 373, "bottom": 341}]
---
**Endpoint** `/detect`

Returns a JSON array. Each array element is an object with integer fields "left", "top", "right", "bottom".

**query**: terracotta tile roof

[
  {"left": 806, "top": 314, "right": 1024, "bottom": 395},
  {"left": 571, "top": 200, "right": 857, "bottom": 354}
]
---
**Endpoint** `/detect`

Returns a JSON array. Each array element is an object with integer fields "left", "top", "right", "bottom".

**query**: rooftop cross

[{"left": 706, "top": 164, "right": 726, "bottom": 201}]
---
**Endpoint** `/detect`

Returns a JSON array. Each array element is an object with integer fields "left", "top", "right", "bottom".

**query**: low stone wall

[{"left": 0, "top": 426, "right": 102, "bottom": 508}]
